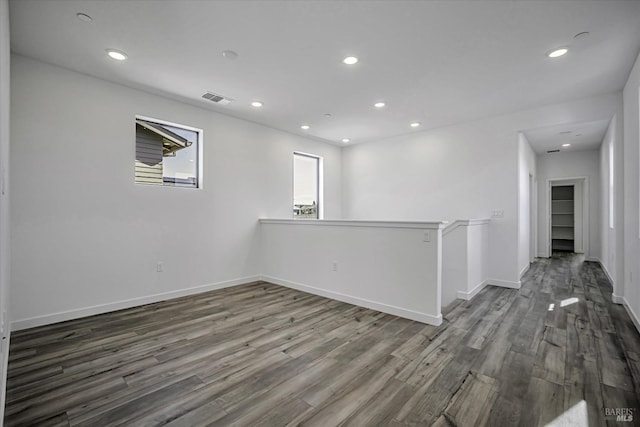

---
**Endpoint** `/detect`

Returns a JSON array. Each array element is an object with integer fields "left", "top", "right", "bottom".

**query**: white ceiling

[
  {"left": 523, "top": 119, "right": 612, "bottom": 155},
  {"left": 8, "top": 0, "right": 640, "bottom": 147}
]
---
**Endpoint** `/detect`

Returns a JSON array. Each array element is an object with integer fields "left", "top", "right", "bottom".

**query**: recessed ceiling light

[
  {"left": 343, "top": 56, "right": 358, "bottom": 65},
  {"left": 251, "top": 101, "right": 263, "bottom": 108},
  {"left": 410, "top": 122, "right": 421, "bottom": 128},
  {"left": 106, "top": 49, "right": 127, "bottom": 61},
  {"left": 342, "top": 138, "right": 350, "bottom": 143},
  {"left": 222, "top": 50, "right": 238, "bottom": 60},
  {"left": 562, "top": 143, "right": 571, "bottom": 147},
  {"left": 76, "top": 13, "right": 93, "bottom": 22},
  {"left": 301, "top": 125, "right": 310, "bottom": 130},
  {"left": 374, "top": 102, "right": 386, "bottom": 108},
  {"left": 547, "top": 48, "right": 568, "bottom": 58}
]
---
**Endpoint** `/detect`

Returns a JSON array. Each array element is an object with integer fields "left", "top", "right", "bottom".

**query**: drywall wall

[
  {"left": 10, "top": 55, "right": 342, "bottom": 329},
  {"left": 0, "top": 0, "right": 10, "bottom": 419},
  {"left": 341, "top": 117, "right": 520, "bottom": 286},
  {"left": 518, "top": 132, "right": 537, "bottom": 276},
  {"left": 536, "top": 150, "right": 601, "bottom": 261},
  {"left": 442, "top": 220, "right": 490, "bottom": 307},
  {"left": 342, "top": 92, "right": 621, "bottom": 287},
  {"left": 442, "top": 224, "right": 466, "bottom": 308},
  {"left": 466, "top": 220, "right": 490, "bottom": 298},
  {"left": 260, "top": 219, "right": 444, "bottom": 325},
  {"left": 600, "top": 113, "right": 625, "bottom": 297},
  {"left": 622, "top": 49, "right": 640, "bottom": 328}
]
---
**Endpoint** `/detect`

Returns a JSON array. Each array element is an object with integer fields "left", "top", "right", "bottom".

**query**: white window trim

[
  {"left": 135, "top": 115, "right": 203, "bottom": 189},
  {"left": 609, "top": 136, "right": 614, "bottom": 229},
  {"left": 293, "top": 151, "right": 323, "bottom": 219}
]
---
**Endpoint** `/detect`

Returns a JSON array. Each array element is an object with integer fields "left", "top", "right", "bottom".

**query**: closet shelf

[{"left": 551, "top": 185, "right": 574, "bottom": 252}]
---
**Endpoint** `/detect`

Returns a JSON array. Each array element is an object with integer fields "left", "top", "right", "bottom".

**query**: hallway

[{"left": 445, "top": 253, "right": 640, "bottom": 425}]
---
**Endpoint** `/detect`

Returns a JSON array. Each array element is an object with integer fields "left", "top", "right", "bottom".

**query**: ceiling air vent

[
  {"left": 202, "top": 91, "right": 233, "bottom": 106},
  {"left": 547, "top": 149, "right": 560, "bottom": 153}
]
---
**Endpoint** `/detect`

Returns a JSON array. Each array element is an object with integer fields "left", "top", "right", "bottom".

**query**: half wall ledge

[{"left": 259, "top": 218, "right": 446, "bottom": 326}]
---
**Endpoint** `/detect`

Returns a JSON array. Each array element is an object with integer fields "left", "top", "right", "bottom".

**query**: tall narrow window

[
  {"left": 609, "top": 138, "right": 614, "bottom": 229},
  {"left": 293, "top": 152, "right": 321, "bottom": 219},
  {"left": 135, "top": 116, "right": 202, "bottom": 188}
]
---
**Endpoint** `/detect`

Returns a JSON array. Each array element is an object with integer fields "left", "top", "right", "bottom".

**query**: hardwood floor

[{"left": 4, "top": 253, "right": 640, "bottom": 426}]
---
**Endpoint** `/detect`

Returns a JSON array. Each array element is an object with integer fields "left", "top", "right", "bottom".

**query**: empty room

[{"left": 1, "top": 0, "right": 640, "bottom": 425}]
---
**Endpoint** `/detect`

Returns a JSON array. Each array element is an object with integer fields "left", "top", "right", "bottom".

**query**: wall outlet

[
  {"left": 332, "top": 261, "right": 338, "bottom": 272},
  {"left": 491, "top": 210, "right": 504, "bottom": 218},
  {"left": 423, "top": 231, "right": 431, "bottom": 242},
  {"left": 0, "top": 310, "right": 5, "bottom": 337},
  {"left": 157, "top": 262, "right": 164, "bottom": 273}
]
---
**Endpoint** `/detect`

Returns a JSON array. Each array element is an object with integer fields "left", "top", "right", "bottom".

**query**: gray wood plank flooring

[{"left": 4, "top": 253, "right": 640, "bottom": 426}]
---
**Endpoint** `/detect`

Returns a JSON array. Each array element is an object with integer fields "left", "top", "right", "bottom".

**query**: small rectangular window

[
  {"left": 293, "top": 152, "right": 321, "bottom": 219},
  {"left": 609, "top": 137, "right": 614, "bottom": 229},
  {"left": 135, "top": 116, "right": 201, "bottom": 188}
]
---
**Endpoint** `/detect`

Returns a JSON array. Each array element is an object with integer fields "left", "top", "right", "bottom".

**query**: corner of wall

[
  {"left": 519, "top": 263, "right": 530, "bottom": 279},
  {"left": 0, "top": 0, "right": 10, "bottom": 422},
  {"left": 623, "top": 297, "right": 640, "bottom": 335}
]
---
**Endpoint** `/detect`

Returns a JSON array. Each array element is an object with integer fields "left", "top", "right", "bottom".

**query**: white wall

[
  {"left": 0, "top": 0, "right": 11, "bottom": 420},
  {"left": 442, "top": 224, "right": 466, "bottom": 307},
  {"left": 442, "top": 220, "right": 490, "bottom": 307},
  {"left": 260, "top": 219, "right": 444, "bottom": 325},
  {"left": 518, "top": 132, "right": 537, "bottom": 276},
  {"left": 10, "top": 55, "right": 342, "bottom": 329},
  {"left": 622, "top": 49, "right": 640, "bottom": 327},
  {"left": 536, "top": 150, "right": 601, "bottom": 260},
  {"left": 342, "top": 92, "right": 621, "bottom": 287},
  {"left": 600, "top": 113, "right": 625, "bottom": 295}
]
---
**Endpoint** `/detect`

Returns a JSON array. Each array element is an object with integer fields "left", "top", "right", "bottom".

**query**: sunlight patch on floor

[
  {"left": 545, "top": 400, "right": 588, "bottom": 427},
  {"left": 560, "top": 297, "right": 579, "bottom": 308}
]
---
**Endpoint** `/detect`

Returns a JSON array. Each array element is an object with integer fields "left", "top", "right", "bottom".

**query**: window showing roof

[{"left": 135, "top": 118, "right": 192, "bottom": 157}]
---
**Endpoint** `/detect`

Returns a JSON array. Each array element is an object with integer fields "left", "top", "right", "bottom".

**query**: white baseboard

[
  {"left": 612, "top": 294, "right": 625, "bottom": 305},
  {"left": 261, "top": 275, "right": 442, "bottom": 326},
  {"left": 622, "top": 297, "right": 640, "bottom": 335},
  {"left": 486, "top": 278, "right": 521, "bottom": 289},
  {"left": 588, "top": 260, "right": 637, "bottom": 332},
  {"left": 519, "top": 264, "right": 530, "bottom": 279},
  {"left": 589, "top": 258, "right": 620, "bottom": 298},
  {"left": 456, "top": 280, "right": 488, "bottom": 301},
  {"left": 11, "top": 275, "right": 261, "bottom": 331},
  {"left": 600, "top": 261, "right": 615, "bottom": 287}
]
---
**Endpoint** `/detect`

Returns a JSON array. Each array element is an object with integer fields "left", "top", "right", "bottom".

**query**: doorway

[
  {"left": 529, "top": 174, "right": 536, "bottom": 262},
  {"left": 551, "top": 185, "right": 575, "bottom": 252},
  {"left": 547, "top": 178, "right": 587, "bottom": 256}
]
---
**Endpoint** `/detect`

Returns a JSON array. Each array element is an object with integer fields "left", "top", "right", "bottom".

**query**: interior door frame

[
  {"left": 529, "top": 173, "right": 536, "bottom": 263},
  {"left": 545, "top": 176, "right": 589, "bottom": 257}
]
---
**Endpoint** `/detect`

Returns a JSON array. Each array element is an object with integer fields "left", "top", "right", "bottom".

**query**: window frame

[
  {"left": 293, "top": 151, "right": 323, "bottom": 219},
  {"left": 609, "top": 135, "right": 614, "bottom": 229},
  {"left": 135, "top": 115, "right": 203, "bottom": 189}
]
